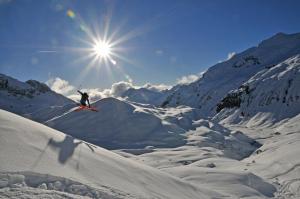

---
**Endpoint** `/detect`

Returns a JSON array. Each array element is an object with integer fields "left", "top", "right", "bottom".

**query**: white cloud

[
  {"left": 66, "top": 81, "right": 136, "bottom": 102},
  {"left": 68, "top": 88, "right": 110, "bottom": 102},
  {"left": 227, "top": 52, "right": 236, "bottom": 60},
  {"left": 110, "top": 81, "right": 135, "bottom": 97},
  {"left": 142, "top": 83, "right": 171, "bottom": 91},
  {"left": 176, "top": 74, "right": 199, "bottom": 85},
  {"left": 46, "top": 76, "right": 172, "bottom": 103},
  {"left": 46, "top": 77, "right": 75, "bottom": 95}
]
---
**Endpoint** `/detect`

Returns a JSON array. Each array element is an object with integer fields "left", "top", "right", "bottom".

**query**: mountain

[
  {"left": 0, "top": 73, "right": 74, "bottom": 120},
  {"left": 121, "top": 87, "right": 167, "bottom": 106},
  {"left": 161, "top": 32, "right": 300, "bottom": 120},
  {"left": 0, "top": 109, "right": 224, "bottom": 199},
  {"left": 1, "top": 32, "right": 300, "bottom": 198},
  {"left": 215, "top": 54, "right": 300, "bottom": 125}
]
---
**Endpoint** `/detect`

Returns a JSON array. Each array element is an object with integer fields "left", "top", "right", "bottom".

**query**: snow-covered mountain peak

[
  {"left": 215, "top": 54, "right": 300, "bottom": 125},
  {"left": 258, "top": 32, "right": 300, "bottom": 48},
  {"left": 26, "top": 79, "right": 51, "bottom": 93},
  {"left": 161, "top": 32, "right": 300, "bottom": 119},
  {"left": 0, "top": 73, "right": 73, "bottom": 116}
]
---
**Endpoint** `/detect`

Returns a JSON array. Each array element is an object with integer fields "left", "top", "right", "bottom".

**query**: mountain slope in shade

[
  {"left": 0, "top": 73, "right": 74, "bottom": 118},
  {"left": 215, "top": 54, "right": 300, "bottom": 125},
  {"left": 161, "top": 32, "right": 300, "bottom": 117},
  {"left": 0, "top": 109, "right": 223, "bottom": 199}
]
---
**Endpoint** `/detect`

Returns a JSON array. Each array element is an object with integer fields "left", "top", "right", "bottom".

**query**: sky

[{"left": 1, "top": 0, "right": 300, "bottom": 93}]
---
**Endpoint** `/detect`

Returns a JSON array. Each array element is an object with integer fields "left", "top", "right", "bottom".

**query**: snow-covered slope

[
  {"left": 122, "top": 114, "right": 300, "bottom": 198},
  {"left": 0, "top": 73, "right": 74, "bottom": 119},
  {"left": 0, "top": 109, "right": 224, "bottom": 199},
  {"left": 46, "top": 98, "right": 190, "bottom": 149},
  {"left": 215, "top": 54, "right": 300, "bottom": 125},
  {"left": 119, "top": 118, "right": 276, "bottom": 198},
  {"left": 122, "top": 87, "right": 167, "bottom": 106},
  {"left": 242, "top": 114, "right": 300, "bottom": 198},
  {"left": 161, "top": 32, "right": 300, "bottom": 118}
]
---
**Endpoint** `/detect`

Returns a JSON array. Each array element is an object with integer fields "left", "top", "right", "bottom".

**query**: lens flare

[
  {"left": 63, "top": 7, "right": 146, "bottom": 84},
  {"left": 66, "top": 10, "right": 76, "bottom": 19},
  {"left": 93, "top": 40, "right": 111, "bottom": 58}
]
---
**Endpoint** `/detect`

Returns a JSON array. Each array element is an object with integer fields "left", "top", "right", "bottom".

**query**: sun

[{"left": 93, "top": 40, "right": 112, "bottom": 58}]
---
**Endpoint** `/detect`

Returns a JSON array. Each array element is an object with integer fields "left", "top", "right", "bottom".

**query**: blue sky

[{"left": 1, "top": 0, "right": 300, "bottom": 90}]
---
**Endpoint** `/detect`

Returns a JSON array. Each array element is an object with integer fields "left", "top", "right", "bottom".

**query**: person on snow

[{"left": 77, "top": 90, "right": 90, "bottom": 107}]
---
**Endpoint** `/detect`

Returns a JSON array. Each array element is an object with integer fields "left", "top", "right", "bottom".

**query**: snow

[
  {"left": 161, "top": 32, "right": 300, "bottom": 117},
  {"left": 122, "top": 87, "right": 167, "bottom": 106},
  {"left": 0, "top": 73, "right": 74, "bottom": 119},
  {"left": 45, "top": 98, "right": 195, "bottom": 149},
  {"left": 215, "top": 54, "right": 300, "bottom": 125},
  {"left": 121, "top": 114, "right": 300, "bottom": 198},
  {"left": 1, "top": 32, "right": 300, "bottom": 198},
  {"left": 0, "top": 109, "right": 223, "bottom": 199}
]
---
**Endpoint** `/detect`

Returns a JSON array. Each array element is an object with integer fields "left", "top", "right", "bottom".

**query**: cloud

[
  {"left": 227, "top": 52, "right": 236, "bottom": 60},
  {"left": 68, "top": 88, "right": 110, "bottom": 102},
  {"left": 142, "top": 83, "right": 171, "bottom": 91},
  {"left": 176, "top": 74, "right": 199, "bottom": 85},
  {"left": 66, "top": 81, "right": 136, "bottom": 102},
  {"left": 110, "top": 81, "right": 135, "bottom": 97},
  {"left": 46, "top": 77, "right": 75, "bottom": 95},
  {"left": 46, "top": 76, "right": 171, "bottom": 103}
]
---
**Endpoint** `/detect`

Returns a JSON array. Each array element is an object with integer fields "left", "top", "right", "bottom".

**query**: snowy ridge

[
  {"left": 0, "top": 73, "right": 74, "bottom": 118},
  {"left": 215, "top": 54, "right": 300, "bottom": 125},
  {"left": 46, "top": 98, "right": 191, "bottom": 149},
  {"left": 161, "top": 32, "right": 300, "bottom": 118}
]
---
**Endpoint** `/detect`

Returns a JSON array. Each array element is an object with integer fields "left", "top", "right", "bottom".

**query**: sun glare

[
  {"left": 67, "top": 8, "right": 143, "bottom": 82},
  {"left": 93, "top": 40, "right": 111, "bottom": 57}
]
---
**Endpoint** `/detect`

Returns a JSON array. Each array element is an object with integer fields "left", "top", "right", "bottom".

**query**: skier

[{"left": 77, "top": 90, "right": 90, "bottom": 107}]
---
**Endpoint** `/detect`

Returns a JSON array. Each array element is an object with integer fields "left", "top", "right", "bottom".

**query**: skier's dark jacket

[{"left": 77, "top": 90, "right": 90, "bottom": 107}]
